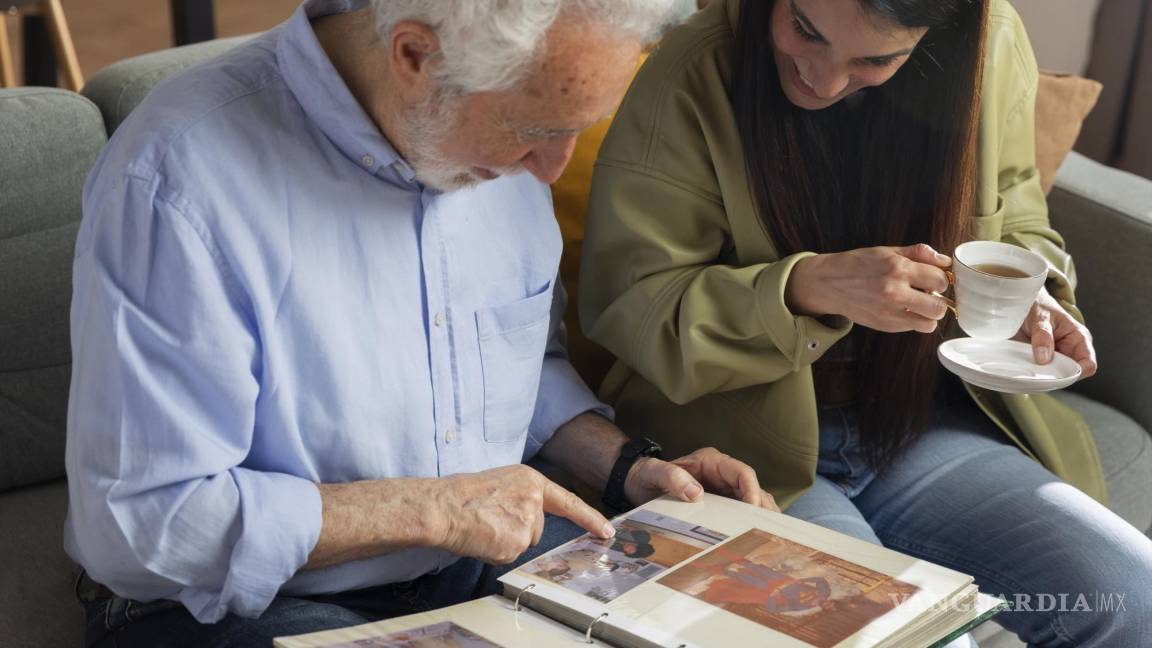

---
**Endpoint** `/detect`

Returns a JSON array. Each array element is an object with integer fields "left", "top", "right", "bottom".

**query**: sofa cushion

[
  {"left": 0, "top": 480, "right": 84, "bottom": 648},
  {"left": 0, "top": 366, "right": 72, "bottom": 494},
  {"left": 1050, "top": 153, "right": 1152, "bottom": 436},
  {"left": 0, "top": 89, "right": 104, "bottom": 240},
  {"left": 82, "top": 35, "right": 252, "bottom": 135},
  {"left": 1054, "top": 391, "right": 1152, "bottom": 534},
  {"left": 0, "top": 89, "right": 105, "bottom": 493}
]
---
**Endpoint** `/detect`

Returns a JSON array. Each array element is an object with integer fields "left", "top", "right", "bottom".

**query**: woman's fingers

[
  {"left": 895, "top": 244, "right": 952, "bottom": 293},
  {"left": 869, "top": 289, "right": 945, "bottom": 334},
  {"left": 1022, "top": 297, "right": 1098, "bottom": 379},
  {"left": 901, "top": 289, "right": 951, "bottom": 323},
  {"left": 1055, "top": 324, "right": 1098, "bottom": 378},
  {"left": 895, "top": 243, "right": 953, "bottom": 269},
  {"left": 1029, "top": 304, "right": 1055, "bottom": 364}
]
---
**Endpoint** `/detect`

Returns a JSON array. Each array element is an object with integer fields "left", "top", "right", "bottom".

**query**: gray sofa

[{"left": 1, "top": 39, "right": 1150, "bottom": 648}]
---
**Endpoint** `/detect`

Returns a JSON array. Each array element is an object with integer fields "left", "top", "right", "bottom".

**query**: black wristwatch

[{"left": 602, "top": 437, "right": 663, "bottom": 512}]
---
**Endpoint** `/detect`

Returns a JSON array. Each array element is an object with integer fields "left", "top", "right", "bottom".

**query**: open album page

[
  {"left": 273, "top": 594, "right": 609, "bottom": 648},
  {"left": 500, "top": 494, "right": 978, "bottom": 648}
]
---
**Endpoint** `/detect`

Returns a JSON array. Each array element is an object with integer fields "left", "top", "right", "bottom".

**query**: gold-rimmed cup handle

[{"left": 933, "top": 292, "right": 958, "bottom": 317}]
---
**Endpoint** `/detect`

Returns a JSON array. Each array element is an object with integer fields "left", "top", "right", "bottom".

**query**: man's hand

[
  {"left": 623, "top": 447, "right": 779, "bottom": 512},
  {"left": 430, "top": 465, "right": 614, "bottom": 565},
  {"left": 1014, "top": 287, "right": 1098, "bottom": 379}
]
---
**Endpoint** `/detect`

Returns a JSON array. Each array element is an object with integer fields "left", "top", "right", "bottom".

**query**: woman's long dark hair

[{"left": 732, "top": 0, "right": 989, "bottom": 469}]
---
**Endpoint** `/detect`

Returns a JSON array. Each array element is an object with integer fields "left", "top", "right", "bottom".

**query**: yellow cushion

[
  {"left": 1035, "top": 72, "right": 1102, "bottom": 194},
  {"left": 552, "top": 118, "right": 617, "bottom": 391}
]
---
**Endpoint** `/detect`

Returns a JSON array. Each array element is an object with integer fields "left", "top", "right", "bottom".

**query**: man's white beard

[{"left": 399, "top": 92, "right": 522, "bottom": 193}]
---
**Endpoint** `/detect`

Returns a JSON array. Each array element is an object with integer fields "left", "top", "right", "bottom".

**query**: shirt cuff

[
  {"left": 524, "top": 358, "right": 614, "bottom": 460},
  {"left": 178, "top": 470, "right": 322, "bottom": 622},
  {"left": 755, "top": 252, "right": 854, "bottom": 371}
]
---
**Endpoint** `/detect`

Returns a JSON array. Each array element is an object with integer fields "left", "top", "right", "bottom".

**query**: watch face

[{"left": 628, "top": 438, "right": 662, "bottom": 459}]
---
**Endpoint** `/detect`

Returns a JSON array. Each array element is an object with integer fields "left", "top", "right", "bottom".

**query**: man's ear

[{"left": 387, "top": 20, "right": 441, "bottom": 100}]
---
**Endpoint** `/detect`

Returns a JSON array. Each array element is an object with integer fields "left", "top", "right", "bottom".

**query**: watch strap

[{"left": 602, "top": 438, "right": 663, "bottom": 512}]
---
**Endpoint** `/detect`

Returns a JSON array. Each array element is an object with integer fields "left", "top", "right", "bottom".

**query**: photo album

[{"left": 274, "top": 494, "right": 1005, "bottom": 648}]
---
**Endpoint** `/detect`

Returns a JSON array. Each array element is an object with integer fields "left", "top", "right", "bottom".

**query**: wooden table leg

[
  {"left": 0, "top": 13, "right": 15, "bottom": 87},
  {"left": 43, "top": 0, "right": 82, "bottom": 90},
  {"left": 171, "top": 0, "right": 215, "bottom": 46}
]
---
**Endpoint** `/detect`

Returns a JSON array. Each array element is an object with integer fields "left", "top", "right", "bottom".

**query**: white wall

[{"left": 1011, "top": 0, "right": 1102, "bottom": 75}]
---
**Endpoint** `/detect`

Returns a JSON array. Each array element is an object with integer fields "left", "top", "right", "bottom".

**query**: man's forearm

[
  {"left": 304, "top": 477, "right": 443, "bottom": 570},
  {"left": 306, "top": 415, "right": 627, "bottom": 571},
  {"left": 538, "top": 412, "right": 629, "bottom": 495}
]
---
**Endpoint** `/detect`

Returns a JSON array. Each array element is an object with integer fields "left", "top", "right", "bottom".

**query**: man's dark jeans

[{"left": 79, "top": 515, "right": 584, "bottom": 648}]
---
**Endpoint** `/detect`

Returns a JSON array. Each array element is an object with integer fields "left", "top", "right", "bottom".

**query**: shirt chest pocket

[{"left": 474, "top": 281, "right": 554, "bottom": 443}]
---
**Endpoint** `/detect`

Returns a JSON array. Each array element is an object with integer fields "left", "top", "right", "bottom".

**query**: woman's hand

[
  {"left": 624, "top": 447, "right": 779, "bottom": 512},
  {"left": 786, "top": 244, "right": 953, "bottom": 334},
  {"left": 1014, "top": 287, "right": 1098, "bottom": 378}
]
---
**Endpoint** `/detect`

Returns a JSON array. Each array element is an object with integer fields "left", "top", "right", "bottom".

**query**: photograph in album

[
  {"left": 519, "top": 509, "right": 728, "bottom": 602},
  {"left": 660, "top": 529, "right": 922, "bottom": 648}
]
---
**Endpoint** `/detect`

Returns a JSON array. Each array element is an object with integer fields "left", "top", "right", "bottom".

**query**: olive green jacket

[{"left": 579, "top": 0, "right": 1105, "bottom": 508}]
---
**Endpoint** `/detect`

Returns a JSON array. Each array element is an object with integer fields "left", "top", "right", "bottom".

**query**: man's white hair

[{"left": 369, "top": 0, "right": 679, "bottom": 95}]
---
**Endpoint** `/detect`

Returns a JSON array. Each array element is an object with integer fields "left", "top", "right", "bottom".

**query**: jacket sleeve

[
  {"left": 579, "top": 157, "right": 851, "bottom": 405},
  {"left": 65, "top": 172, "right": 322, "bottom": 623},
  {"left": 978, "top": 8, "right": 1083, "bottom": 323}
]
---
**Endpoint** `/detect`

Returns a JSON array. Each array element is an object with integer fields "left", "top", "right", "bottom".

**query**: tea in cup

[{"left": 950, "top": 241, "right": 1048, "bottom": 339}]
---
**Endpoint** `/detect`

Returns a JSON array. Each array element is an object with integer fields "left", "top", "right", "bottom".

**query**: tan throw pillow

[{"left": 1034, "top": 72, "right": 1103, "bottom": 194}]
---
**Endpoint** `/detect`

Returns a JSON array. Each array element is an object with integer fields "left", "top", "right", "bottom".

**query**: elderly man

[{"left": 66, "top": 0, "right": 770, "bottom": 645}]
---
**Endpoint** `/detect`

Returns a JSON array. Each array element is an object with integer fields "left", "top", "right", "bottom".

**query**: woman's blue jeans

[{"left": 786, "top": 385, "right": 1152, "bottom": 647}]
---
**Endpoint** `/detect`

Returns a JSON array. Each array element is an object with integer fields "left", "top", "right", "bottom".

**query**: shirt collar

[{"left": 276, "top": 0, "right": 415, "bottom": 181}]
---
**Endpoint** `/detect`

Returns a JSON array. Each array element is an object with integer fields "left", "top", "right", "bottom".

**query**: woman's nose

[{"left": 811, "top": 63, "right": 851, "bottom": 99}]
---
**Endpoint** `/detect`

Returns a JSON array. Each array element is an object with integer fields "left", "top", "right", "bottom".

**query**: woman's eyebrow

[
  {"left": 791, "top": 0, "right": 829, "bottom": 43},
  {"left": 856, "top": 47, "right": 914, "bottom": 63},
  {"left": 792, "top": 0, "right": 916, "bottom": 62}
]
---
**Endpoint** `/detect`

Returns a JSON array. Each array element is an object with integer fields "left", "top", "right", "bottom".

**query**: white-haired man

[{"left": 66, "top": 0, "right": 769, "bottom": 645}]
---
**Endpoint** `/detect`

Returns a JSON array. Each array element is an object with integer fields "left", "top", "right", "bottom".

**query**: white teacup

[{"left": 951, "top": 241, "right": 1048, "bottom": 340}]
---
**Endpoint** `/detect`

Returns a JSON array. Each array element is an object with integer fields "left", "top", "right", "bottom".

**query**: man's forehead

[{"left": 499, "top": 65, "right": 634, "bottom": 134}]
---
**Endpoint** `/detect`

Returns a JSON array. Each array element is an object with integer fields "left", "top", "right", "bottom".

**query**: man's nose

[{"left": 523, "top": 135, "right": 579, "bottom": 185}]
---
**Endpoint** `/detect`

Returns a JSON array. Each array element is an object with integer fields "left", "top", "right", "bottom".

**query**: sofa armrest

[
  {"left": 1048, "top": 152, "right": 1152, "bottom": 433},
  {"left": 82, "top": 35, "right": 253, "bottom": 136}
]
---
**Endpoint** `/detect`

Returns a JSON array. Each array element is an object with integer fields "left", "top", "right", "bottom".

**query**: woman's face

[{"left": 771, "top": 0, "right": 929, "bottom": 110}]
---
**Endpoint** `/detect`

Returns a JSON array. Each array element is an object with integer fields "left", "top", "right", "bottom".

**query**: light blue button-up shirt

[{"left": 64, "top": 0, "right": 608, "bottom": 623}]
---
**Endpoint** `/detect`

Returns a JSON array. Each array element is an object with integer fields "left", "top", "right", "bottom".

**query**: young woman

[{"left": 579, "top": 0, "right": 1152, "bottom": 644}]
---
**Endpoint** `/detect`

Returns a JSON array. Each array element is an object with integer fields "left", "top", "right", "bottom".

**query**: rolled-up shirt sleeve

[
  {"left": 65, "top": 172, "right": 322, "bottom": 622},
  {"left": 523, "top": 278, "right": 614, "bottom": 460}
]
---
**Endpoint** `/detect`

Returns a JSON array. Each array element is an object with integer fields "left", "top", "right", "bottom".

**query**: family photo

[
  {"left": 660, "top": 529, "right": 922, "bottom": 648},
  {"left": 520, "top": 510, "right": 727, "bottom": 603}
]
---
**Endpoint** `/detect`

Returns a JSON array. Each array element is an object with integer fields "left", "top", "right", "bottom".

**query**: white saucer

[{"left": 937, "top": 338, "right": 1082, "bottom": 394}]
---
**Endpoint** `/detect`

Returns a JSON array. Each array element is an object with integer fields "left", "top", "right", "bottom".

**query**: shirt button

[
  {"left": 807, "top": 340, "right": 820, "bottom": 351},
  {"left": 445, "top": 428, "right": 456, "bottom": 444},
  {"left": 361, "top": 154, "right": 375, "bottom": 167},
  {"left": 434, "top": 312, "right": 445, "bottom": 327}
]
